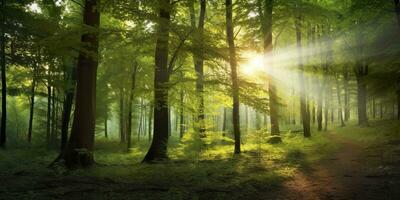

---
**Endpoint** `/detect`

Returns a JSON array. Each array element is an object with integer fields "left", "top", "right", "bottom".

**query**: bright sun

[{"left": 241, "top": 52, "right": 265, "bottom": 75}]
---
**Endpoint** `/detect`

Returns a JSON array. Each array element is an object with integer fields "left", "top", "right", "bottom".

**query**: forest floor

[
  {"left": 1, "top": 120, "right": 400, "bottom": 200},
  {"left": 274, "top": 127, "right": 400, "bottom": 200}
]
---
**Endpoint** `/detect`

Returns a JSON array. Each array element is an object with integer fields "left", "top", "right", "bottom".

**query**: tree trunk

[
  {"left": 260, "top": 0, "right": 280, "bottom": 135},
  {"left": 343, "top": 67, "right": 350, "bottom": 121},
  {"left": 0, "top": 0, "right": 6, "bottom": 147},
  {"left": 179, "top": 84, "right": 185, "bottom": 139},
  {"left": 119, "top": 88, "right": 126, "bottom": 143},
  {"left": 355, "top": 64, "right": 368, "bottom": 126},
  {"left": 189, "top": 0, "right": 206, "bottom": 135},
  {"left": 127, "top": 62, "right": 138, "bottom": 151},
  {"left": 226, "top": 0, "right": 241, "bottom": 154},
  {"left": 395, "top": 0, "right": 400, "bottom": 26},
  {"left": 46, "top": 85, "right": 51, "bottom": 146},
  {"left": 222, "top": 107, "right": 227, "bottom": 136},
  {"left": 60, "top": 63, "right": 76, "bottom": 154},
  {"left": 104, "top": 114, "right": 108, "bottom": 138},
  {"left": 143, "top": 0, "right": 171, "bottom": 162},
  {"left": 335, "top": 74, "right": 345, "bottom": 127},
  {"left": 148, "top": 103, "right": 153, "bottom": 141},
  {"left": 138, "top": 98, "right": 144, "bottom": 141},
  {"left": 62, "top": 0, "right": 100, "bottom": 168},
  {"left": 295, "top": 14, "right": 311, "bottom": 138},
  {"left": 51, "top": 85, "right": 57, "bottom": 146},
  {"left": 27, "top": 62, "right": 37, "bottom": 143}
]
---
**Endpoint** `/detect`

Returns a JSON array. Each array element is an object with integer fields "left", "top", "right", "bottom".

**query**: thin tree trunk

[
  {"left": 46, "top": 85, "right": 51, "bottom": 146},
  {"left": 127, "top": 62, "right": 138, "bottom": 151},
  {"left": 0, "top": 0, "right": 6, "bottom": 148},
  {"left": 295, "top": 14, "right": 311, "bottom": 138},
  {"left": 148, "top": 103, "right": 153, "bottom": 142},
  {"left": 343, "top": 67, "right": 350, "bottom": 121},
  {"left": 62, "top": 0, "right": 100, "bottom": 168},
  {"left": 104, "top": 114, "right": 108, "bottom": 138},
  {"left": 119, "top": 88, "right": 126, "bottom": 143},
  {"left": 60, "top": 63, "right": 76, "bottom": 154},
  {"left": 355, "top": 64, "right": 369, "bottom": 126},
  {"left": 335, "top": 74, "right": 345, "bottom": 126},
  {"left": 27, "top": 62, "right": 37, "bottom": 142},
  {"left": 179, "top": 85, "right": 185, "bottom": 139},
  {"left": 222, "top": 107, "right": 227, "bottom": 136},
  {"left": 143, "top": 0, "right": 171, "bottom": 162},
  {"left": 190, "top": 0, "right": 206, "bottom": 137},
  {"left": 226, "top": 0, "right": 241, "bottom": 154},
  {"left": 138, "top": 98, "right": 144, "bottom": 141},
  {"left": 51, "top": 85, "right": 57, "bottom": 146}
]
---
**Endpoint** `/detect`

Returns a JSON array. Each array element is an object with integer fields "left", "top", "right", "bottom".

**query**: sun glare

[{"left": 241, "top": 52, "right": 265, "bottom": 75}]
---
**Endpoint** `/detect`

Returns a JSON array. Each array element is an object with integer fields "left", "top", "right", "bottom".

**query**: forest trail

[{"left": 275, "top": 132, "right": 400, "bottom": 200}]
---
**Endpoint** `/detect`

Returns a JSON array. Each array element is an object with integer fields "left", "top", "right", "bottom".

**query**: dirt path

[{"left": 275, "top": 133, "right": 400, "bottom": 200}]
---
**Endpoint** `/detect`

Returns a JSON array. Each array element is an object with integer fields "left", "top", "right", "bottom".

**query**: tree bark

[
  {"left": 27, "top": 58, "right": 37, "bottom": 143},
  {"left": 260, "top": 0, "right": 280, "bottom": 135},
  {"left": 119, "top": 88, "right": 126, "bottom": 143},
  {"left": 226, "top": 0, "right": 241, "bottom": 154},
  {"left": 127, "top": 62, "right": 138, "bottom": 151},
  {"left": 343, "top": 66, "right": 350, "bottom": 121},
  {"left": 143, "top": 0, "right": 171, "bottom": 162},
  {"left": 355, "top": 64, "right": 369, "bottom": 126},
  {"left": 60, "top": 63, "right": 76, "bottom": 154},
  {"left": 335, "top": 73, "right": 345, "bottom": 127},
  {"left": 189, "top": 0, "right": 206, "bottom": 135},
  {"left": 148, "top": 103, "right": 153, "bottom": 141},
  {"left": 0, "top": 0, "right": 6, "bottom": 147},
  {"left": 62, "top": 0, "right": 100, "bottom": 168},
  {"left": 179, "top": 83, "right": 185, "bottom": 139},
  {"left": 295, "top": 14, "right": 311, "bottom": 138}
]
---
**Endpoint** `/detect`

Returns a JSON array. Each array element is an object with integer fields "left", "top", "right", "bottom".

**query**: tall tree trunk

[
  {"left": 179, "top": 84, "right": 185, "bottom": 139},
  {"left": 104, "top": 115, "right": 108, "bottom": 138},
  {"left": 148, "top": 103, "right": 153, "bottom": 141},
  {"left": 295, "top": 14, "right": 311, "bottom": 138},
  {"left": 127, "top": 62, "right": 138, "bottom": 151},
  {"left": 222, "top": 107, "right": 227, "bottom": 136},
  {"left": 46, "top": 85, "right": 52, "bottom": 146},
  {"left": 343, "top": 67, "right": 350, "bottom": 121},
  {"left": 60, "top": 63, "right": 76, "bottom": 154},
  {"left": 63, "top": 0, "right": 100, "bottom": 168},
  {"left": 138, "top": 98, "right": 144, "bottom": 141},
  {"left": 189, "top": 0, "right": 206, "bottom": 135},
  {"left": 0, "top": 0, "right": 6, "bottom": 147},
  {"left": 260, "top": 0, "right": 280, "bottom": 135},
  {"left": 335, "top": 73, "right": 345, "bottom": 127},
  {"left": 143, "top": 0, "right": 171, "bottom": 162},
  {"left": 119, "top": 88, "right": 126, "bottom": 143},
  {"left": 317, "top": 82, "right": 323, "bottom": 131},
  {"left": 226, "top": 0, "right": 241, "bottom": 154},
  {"left": 324, "top": 85, "right": 329, "bottom": 131},
  {"left": 372, "top": 98, "right": 376, "bottom": 119},
  {"left": 27, "top": 63, "right": 37, "bottom": 143},
  {"left": 355, "top": 64, "right": 369, "bottom": 126},
  {"left": 51, "top": 86, "right": 57, "bottom": 146}
]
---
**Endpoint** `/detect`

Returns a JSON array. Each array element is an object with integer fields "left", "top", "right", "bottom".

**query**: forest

[{"left": 1, "top": 0, "right": 400, "bottom": 199}]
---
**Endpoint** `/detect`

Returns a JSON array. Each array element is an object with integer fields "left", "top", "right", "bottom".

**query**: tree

[
  {"left": 62, "top": 0, "right": 100, "bottom": 168},
  {"left": 127, "top": 62, "right": 138, "bottom": 151},
  {"left": 226, "top": 0, "right": 241, "bottom": 154},
  {"left": 0, "top": 0, "right": 6, "bottom": 148},
  {"left": 260, "top": 0, "right": 280, "bottom": 135},
  {"left": 295, "top": 9, "right": 311, "bottom": 138},
  {"left": 143, "top": 0, "right": 171, "bottom": 162}
]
